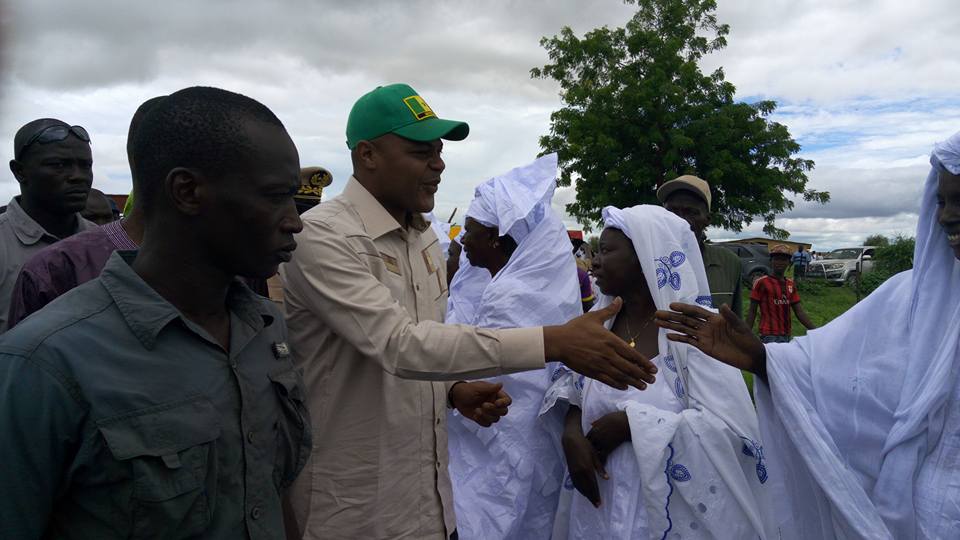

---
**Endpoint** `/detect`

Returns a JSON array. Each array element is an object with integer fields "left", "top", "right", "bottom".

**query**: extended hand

[
  {"left": 655, "top": 303, "right": 767, "bottom": 374},
  {"left": 449, "top": 381, "right": 512, "bottom": 427},
  {"left": 586, "top": 411, "right": 630, "bottom": 465},
  {"left": 545, "top": 298, "right": 658, "bottom": 391}
]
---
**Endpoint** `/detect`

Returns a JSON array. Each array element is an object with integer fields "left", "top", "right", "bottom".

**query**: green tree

[
  {"left": 864, "top": 234, "right": 890, "bottom": 247},
  {"left": 531, "top": 0, "right": 829, "bottom": 236},
  {"left": 858, "top": 235, "right": 915, "bottom": 296}
]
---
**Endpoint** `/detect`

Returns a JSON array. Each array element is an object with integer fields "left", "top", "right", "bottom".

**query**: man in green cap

[{"left": 281, "top": 84, "right": 657, "bottom": 539}]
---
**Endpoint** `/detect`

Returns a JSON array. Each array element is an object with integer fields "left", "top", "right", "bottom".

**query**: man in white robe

[{"left": 656, "top": 131, "right": 960, "bottom": 539}]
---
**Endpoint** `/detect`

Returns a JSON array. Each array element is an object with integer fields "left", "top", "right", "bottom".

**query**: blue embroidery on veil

[
  {"left": 674, "top": 377, "right": 685, "bottom": 399},
  {"left": 663, "top": 355, "right": 677, "bottom": 373},
  {"left": 655, "top": 251, "right": 687, "bottom": 291},
  {"left": 741, "top": 438, "right": 768, "bottom": 484}
]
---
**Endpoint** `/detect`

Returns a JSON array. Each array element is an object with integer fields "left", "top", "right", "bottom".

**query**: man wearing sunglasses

[{"left": 0, "top": 118, "right": 96, "bottom": 330}]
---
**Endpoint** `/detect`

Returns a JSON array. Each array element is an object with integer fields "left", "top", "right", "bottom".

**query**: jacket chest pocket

[
  {"left": 269, "top": 368, "right": 312, "bottom": 488},
  {"left": 98, "top": 396, "right": 221, "bottom": 540}
]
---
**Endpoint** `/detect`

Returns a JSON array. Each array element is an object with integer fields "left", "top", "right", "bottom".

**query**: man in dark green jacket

[
  {"left": 0, "top": 86, "right": 311, "bottom": 540},
  {"left": 658, "top": 174, "right": 743, "bottom": 318}
]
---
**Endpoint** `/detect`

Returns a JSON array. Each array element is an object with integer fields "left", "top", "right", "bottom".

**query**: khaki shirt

[
  {"left": 281, "top": 177, "right": 544, "bottom": 539},
  {"left": 0, "top": 251, "right": 311, "bottom": 539},
  {"left": 0, "top": 196, "right": 96, "bottom": 330}
]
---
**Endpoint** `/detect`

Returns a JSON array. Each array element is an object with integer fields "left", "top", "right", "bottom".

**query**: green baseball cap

[{"left": 346, "top": 83, "right": 469, "bottom": 149}]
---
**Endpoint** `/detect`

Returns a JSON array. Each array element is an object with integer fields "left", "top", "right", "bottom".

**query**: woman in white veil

[
  {"left": 544, "top": 204, "right": 771, "bottom": 539},
  {"left": 446, "top": 154, "right": 583, "bottom": 539}
]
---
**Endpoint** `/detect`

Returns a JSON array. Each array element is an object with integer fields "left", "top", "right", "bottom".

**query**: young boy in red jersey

[{"left": 747, "top": 244, "right": 817, "bottom": 343}]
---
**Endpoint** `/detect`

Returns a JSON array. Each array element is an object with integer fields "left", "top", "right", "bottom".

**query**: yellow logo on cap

[{"left": 403, "top": 95, "right": 436, "bottom": 121}]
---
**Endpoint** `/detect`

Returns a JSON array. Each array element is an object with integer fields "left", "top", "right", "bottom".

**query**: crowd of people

[{"left": 0, "top": 81, "right": 957, "bottom": 540}]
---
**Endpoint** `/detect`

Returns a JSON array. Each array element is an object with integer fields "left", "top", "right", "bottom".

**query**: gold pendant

[{"left": 629, "top": 340, "right": 635, "bottom": 348}]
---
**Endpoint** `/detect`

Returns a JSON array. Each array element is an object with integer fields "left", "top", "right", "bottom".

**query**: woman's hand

[
  {"left": 562, "top": 406, "right": 607, "bottom": 507},
  {"left": 586, "top": 410, "right": 630, "bottom": 465}
]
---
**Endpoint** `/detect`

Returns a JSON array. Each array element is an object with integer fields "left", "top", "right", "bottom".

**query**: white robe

[
  {"left": 545, "top": 205, "right": 773, "bottom": 539},
  {"left": 755, "top": 132, "right": 960, "bottom": 539},
  {"left": 446, "top": 154, "right": 582, "bottom": 539}
]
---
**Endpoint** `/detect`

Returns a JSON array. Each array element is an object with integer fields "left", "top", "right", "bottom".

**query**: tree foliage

[
  {"left": 531, "top": 0, "right": 829, "bottom": 236},
  {"left": 858, "top": 235, "right": 915, "bottom": 296},
  {"left": 864, "top": 234, "right": 890, "bottom": 247}
]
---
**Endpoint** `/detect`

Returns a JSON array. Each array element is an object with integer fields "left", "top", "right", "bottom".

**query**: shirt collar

[
  {"left": 343, "top": 176, "right": 429, "bottom": 239},
  {"left": 102, "top": 219, "right": 139, "bottom": 250},
  {"left": 4, "top": 196, "right": 95, "bottom": 246},
  {"left": 99, "top": 251, "right": 275, "bottom": 350}
]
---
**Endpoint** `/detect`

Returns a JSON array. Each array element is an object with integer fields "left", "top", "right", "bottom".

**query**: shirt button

[
  {"left": 247, "top": 431, "right": 255, "bottom": 444},
  {"left": 251, "top": 506, "right": 262, "bottom": 520},
  {"left": 415, "top": 284, "right": 421, "bottom": 291},
  {"left": 436, "top": 417, "right": 441, "bottom": 426}
]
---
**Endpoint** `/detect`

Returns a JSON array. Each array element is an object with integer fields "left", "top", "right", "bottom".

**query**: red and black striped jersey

[{"left": 750, "top": 275, "right": 801, "bottom": 336}]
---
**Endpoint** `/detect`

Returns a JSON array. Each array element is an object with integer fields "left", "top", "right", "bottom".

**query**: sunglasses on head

[{"left": 16, "top": 124, "right": 91, "bottom": 160}]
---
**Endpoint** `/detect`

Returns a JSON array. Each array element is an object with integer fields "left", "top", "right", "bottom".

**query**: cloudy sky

[{"left": 1, "top": 0, "right": 957, "bottom": 250}]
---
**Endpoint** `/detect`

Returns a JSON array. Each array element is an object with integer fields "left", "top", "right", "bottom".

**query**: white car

[{"left": 806, "top": 246, "right": 877, "bottom": 285}]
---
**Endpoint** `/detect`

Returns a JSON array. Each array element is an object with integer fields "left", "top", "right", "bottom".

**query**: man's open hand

[
  {"left": 544, "top": 297, "right": 658, "bottom": 391},
  {"left": 449, "top": 381, "right": 511, "bottom": 427}
]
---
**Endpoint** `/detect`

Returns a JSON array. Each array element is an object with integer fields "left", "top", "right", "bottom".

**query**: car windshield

[{"left": 824, "top": 248, "right": 862, "bottom": 260}]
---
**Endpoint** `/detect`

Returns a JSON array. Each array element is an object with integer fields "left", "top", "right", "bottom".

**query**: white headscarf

[
  {"left": 757, "top": 131, "right": 960, "bottom": 539},
  {"left": 447, "top": 153, "right": 581, "bottom": 328},
  {"left": 590, "top": 205, "right": 771, "bottom": 538},
  {"left": 446, "top": 154, "right": 582, "bottom": 539}
]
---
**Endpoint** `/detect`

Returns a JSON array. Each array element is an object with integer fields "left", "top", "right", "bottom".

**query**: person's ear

[
  {"left": 9, "top": 159, "right": 25, "bottom": 185},
  {"left": 353, "top": 141, "right": 378, "bottom": 171},
  {"left": 165, "top": 167, "right": 205, "bottom": 216}
]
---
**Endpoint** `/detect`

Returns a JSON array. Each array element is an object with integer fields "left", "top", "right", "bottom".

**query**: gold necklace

[{"left": 623, "top": 312, "right": 655, "bottom": 348}]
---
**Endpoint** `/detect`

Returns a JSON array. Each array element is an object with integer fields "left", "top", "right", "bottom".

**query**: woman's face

[
  {"left": 937, "top": 170, "right": 960, "bottom": 260},
  {"left": 592, "top": 228, "right": 644, "bottom": 297},
  {"left": 461, "top": 217, "right": 501, "bottom": 270}
]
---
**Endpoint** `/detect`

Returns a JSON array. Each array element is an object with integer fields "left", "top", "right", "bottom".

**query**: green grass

[{"left": 738, "top": 275, "right": 859, "bottom": 393}]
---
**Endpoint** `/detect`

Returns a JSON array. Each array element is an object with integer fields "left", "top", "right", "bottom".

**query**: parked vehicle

[
  {"left": 715, "top": 243, "right": 771, "bottom": 287},
  {"left": 806, "top": 246, "right": 877, "bottom": 285}
]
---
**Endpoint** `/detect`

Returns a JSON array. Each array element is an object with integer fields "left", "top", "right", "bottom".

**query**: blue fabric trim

[{"left": 660, "top": 444, "right": 677, "bottom": 540}]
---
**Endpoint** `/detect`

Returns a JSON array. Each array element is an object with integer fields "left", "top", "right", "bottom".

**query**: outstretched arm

[
  {"left": 284, "top": 219, "right": 657, "bottom": 390},
  {"left": 655, "top": 303, "right": 768, "bottom": 382}
]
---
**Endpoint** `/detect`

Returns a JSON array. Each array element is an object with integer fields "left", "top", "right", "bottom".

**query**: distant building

[
  {"left": 714, "top": 237, "right": 813, "bottom": 253},
  {"left": 106, "top": 194, "right": 129, "bottom": 215}
]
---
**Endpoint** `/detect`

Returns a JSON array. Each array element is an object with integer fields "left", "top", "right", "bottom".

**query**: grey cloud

[
  {"left": 783, "top": 165, "right": 928, "bottom": 219},
  {"left": 3, "top": 0, "right": 636, "bottom": 97},
  {"left": 1, "top": 0, "right": 956, "bottom": 252}
]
